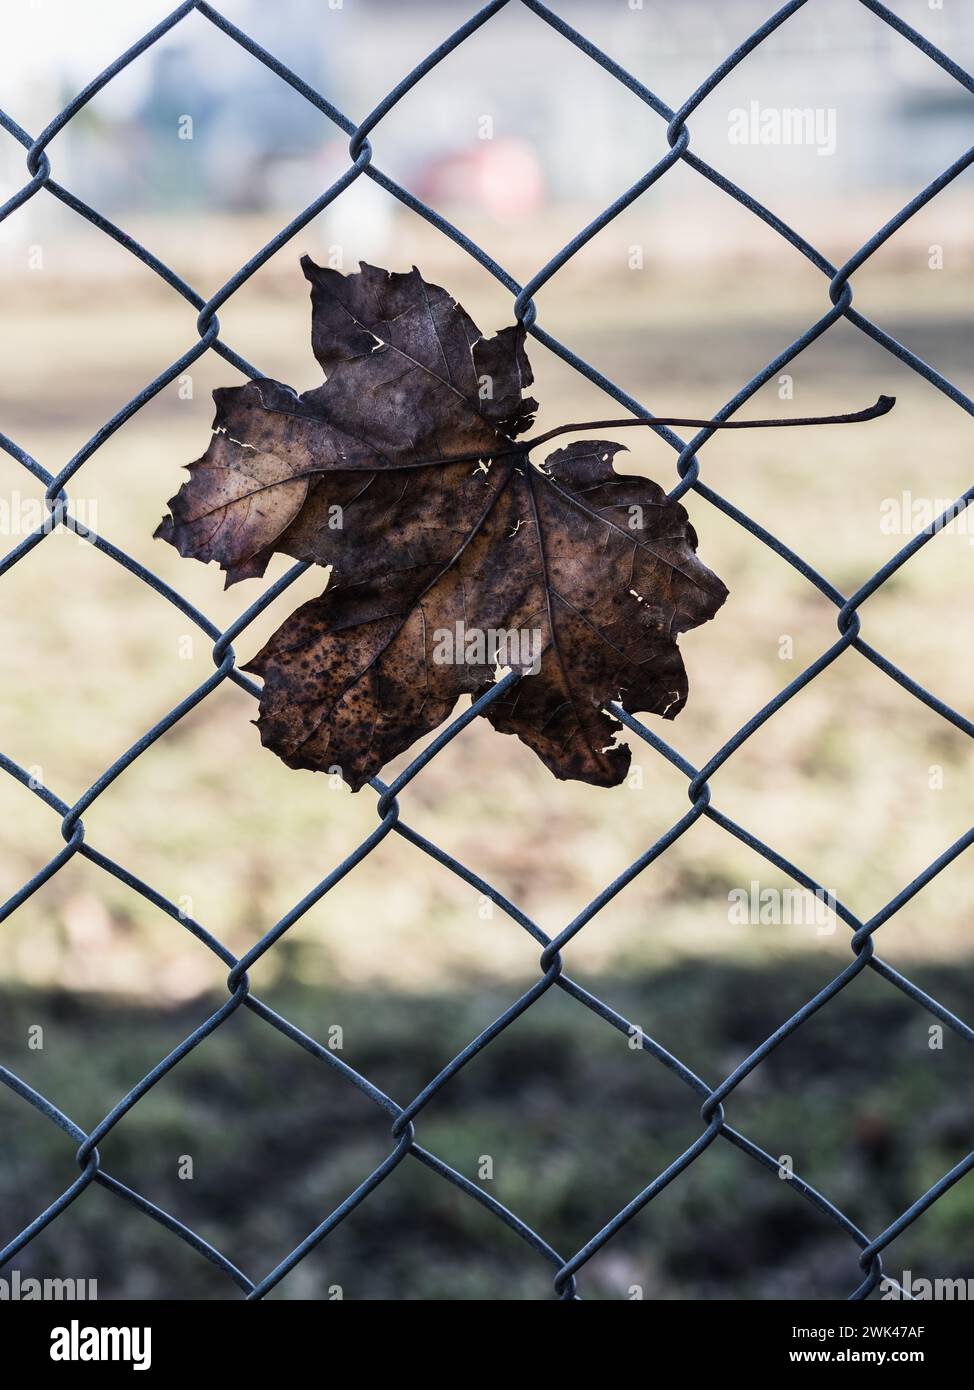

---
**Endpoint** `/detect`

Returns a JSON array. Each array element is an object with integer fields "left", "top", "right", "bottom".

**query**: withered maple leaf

[{"left": 156, "top": 258, "right": 728, "bottom": 790}]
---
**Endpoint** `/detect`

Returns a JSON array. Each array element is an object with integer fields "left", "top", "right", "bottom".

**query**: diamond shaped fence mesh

[{"left": 2, "top": 0, "right": 974, "bottom": 1301}]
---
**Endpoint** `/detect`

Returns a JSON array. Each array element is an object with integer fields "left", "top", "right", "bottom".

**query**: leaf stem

[
  {"left": 523, "top": 394, "right": 895, "bottom": 452},
  {"left": 279, "top": 395, "right": 897, "bottom": 476}
]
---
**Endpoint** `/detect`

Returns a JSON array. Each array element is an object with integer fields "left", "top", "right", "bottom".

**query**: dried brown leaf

[{"left": 156, "top": 259, "right": 728, "bottom": 789}]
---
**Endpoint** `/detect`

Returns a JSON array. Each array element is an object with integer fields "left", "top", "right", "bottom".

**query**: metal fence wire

[{"left": 2, "top": 0, "right": 974, "bottom": 1303}]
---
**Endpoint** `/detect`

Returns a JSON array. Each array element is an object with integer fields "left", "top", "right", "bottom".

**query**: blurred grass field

[{"left": 2, "top": 209, "right": 974, "bottom": 1298}]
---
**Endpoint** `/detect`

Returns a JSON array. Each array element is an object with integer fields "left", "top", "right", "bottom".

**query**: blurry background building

[{"left": 3, "top": 0, "right": 974, "bottom": 268}]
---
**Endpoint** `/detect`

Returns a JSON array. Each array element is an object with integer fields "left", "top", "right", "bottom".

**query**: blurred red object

[{"left": 415, "top": 138, "right": 545, "bottom": 221}]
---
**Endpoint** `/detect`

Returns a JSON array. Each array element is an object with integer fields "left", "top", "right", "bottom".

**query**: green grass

[{"left": 3, "top": 962, "right": 973, "bottom": 1299}]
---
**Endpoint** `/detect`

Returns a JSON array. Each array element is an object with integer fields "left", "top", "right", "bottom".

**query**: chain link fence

[{"left": 2, "top": 0, "right": 973, "bottom": 1301}]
